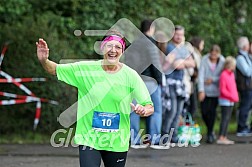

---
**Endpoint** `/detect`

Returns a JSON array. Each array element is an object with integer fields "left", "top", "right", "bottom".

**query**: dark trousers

[
  {"left": 238, "top": 90, "right": 252, "bottom": 131},
  {"left": 79, "top": 145, "right": 127, "bottom": 167},
  {"left": 188, "top": 92, "right": 198, "bottom": 117},
  {"left": 188, "top": 83, "right": 198, "bottom": 117},
  {"left": 200, "top": 97, "right": 218, "bottom": 135},
  {"left": 219, "top": 106, "right": 233, "bottom": 136}
]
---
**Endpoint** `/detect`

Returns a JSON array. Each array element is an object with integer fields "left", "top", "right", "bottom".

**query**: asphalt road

[{"left": 0, "top": 135, "right": 252, "bottom": 167}]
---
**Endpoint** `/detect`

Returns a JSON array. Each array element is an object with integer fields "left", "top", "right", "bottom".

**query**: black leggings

[
  {"left": 219, "top": 106, "right": 233, "bottom": 137},
  {"left": 79, "top": 145, "right": 128, "bottom": 167},
  {"left": 200, "top": 97, "right": 218, "bottom": 135}
]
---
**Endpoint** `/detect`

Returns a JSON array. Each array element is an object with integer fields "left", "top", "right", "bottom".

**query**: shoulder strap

[{"left": 237, "top": 54, "right": 250, "bottom": 66}]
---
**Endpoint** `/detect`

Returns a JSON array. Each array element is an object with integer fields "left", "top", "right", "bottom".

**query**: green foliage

[{"left": 0, "top": 0, "right": 252, "bottom": 137}]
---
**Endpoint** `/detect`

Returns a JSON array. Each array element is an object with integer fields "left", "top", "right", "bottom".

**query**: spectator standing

[
  {"left": 124, "top": 20, "right": 163, "bottom": 148},
  {"left": 198, "top": 45, "right": 225, "bottom": 143},
  {"left": 161, "top": 25, "right": 195, "bottom": 144},
  {"left": 236, "top": 36, "right": 252, "bottom": 136},
  {"left": 187, "top": 37, "right": 205, "bottom": 117},
  {"left": 217, "top": 56, "right": 239, "bottom": 145}
]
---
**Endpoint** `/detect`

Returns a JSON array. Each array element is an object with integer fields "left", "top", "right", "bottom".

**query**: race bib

[{"left": 92, "top": 111, "right": 120, "bottom": 132}]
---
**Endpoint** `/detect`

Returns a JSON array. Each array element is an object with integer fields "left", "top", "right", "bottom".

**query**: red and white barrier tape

[
  {"left": 0, "top": 70, "right": 36, "bottom": 97},
  {"left": 0, "top": 98, "right": 35, "bottom": 105},
  {"left": 0, "top": 78, "right": 46, "bottom": 83},
  {"left": 0, "top": 91, "right": 58, "bottom": 105},
  {"left": 0, "top": 45, "right": 8, "bottom": 66},
  {"left": 33, "top": 101, "right": 41, "bottom": 130},
  {"left": 0, "top": 43, "right": 58, "bottom": 130}
]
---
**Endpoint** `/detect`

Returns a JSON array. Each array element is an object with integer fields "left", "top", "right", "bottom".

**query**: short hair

[
  {"left": 210, "top": 44, "right": 221, "bottom": 53},
  {"left": 237, "top": 36, "right": 249, "bottom": 50},
  {"left": 175, "top": 25, "right": 185, "bottom": 31},
  {"left": 224, "top": 56, "right": 236, "bottom": 70},
  {"left": 140, "top": 20, "right": 154, "bottom": 33}
]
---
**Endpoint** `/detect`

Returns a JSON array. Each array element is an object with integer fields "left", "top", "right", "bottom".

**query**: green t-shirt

[{"left": 56, "top": 60, "right": 153, "bottom": 152}]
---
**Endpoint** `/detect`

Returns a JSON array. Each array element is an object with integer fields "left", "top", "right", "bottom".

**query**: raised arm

[{"left": 36, "top": 38, "right": 57, "bottom": 75}]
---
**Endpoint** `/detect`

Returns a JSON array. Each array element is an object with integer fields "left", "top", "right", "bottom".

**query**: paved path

[{"left": 0, "top": 135, "right": 252, "bottom": 167}]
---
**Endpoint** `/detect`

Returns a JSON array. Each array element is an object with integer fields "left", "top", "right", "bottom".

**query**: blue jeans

[
  {"left": 161, "top": 85, "right": 184, "bottom": 142},
  {"left": 238, "top": 90, "right": 252, "bottom": 131},
  {"left": 130, "top": 84, "right": 162, "bottom": 145}
]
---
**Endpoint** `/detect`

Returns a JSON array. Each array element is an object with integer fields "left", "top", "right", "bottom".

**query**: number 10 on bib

[{"left": 92, "top": 111, "right": 120, "bottom": 132}]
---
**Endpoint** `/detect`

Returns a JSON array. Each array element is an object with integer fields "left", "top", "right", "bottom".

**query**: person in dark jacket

[
  {"left": 124, "top": 20, "right": 163, "bottom": 149},
  {"left": 236, "top": 36, "right": 252, "bottom": 137}
]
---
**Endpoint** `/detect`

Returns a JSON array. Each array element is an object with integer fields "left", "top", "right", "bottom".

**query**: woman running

[{"left": 36, "top": 30, "right": 154, "bottom": 167}]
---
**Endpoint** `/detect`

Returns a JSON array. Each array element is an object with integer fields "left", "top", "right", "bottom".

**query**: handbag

[{"left": 178, "top": 112, "right": 202, "bottom": 145}]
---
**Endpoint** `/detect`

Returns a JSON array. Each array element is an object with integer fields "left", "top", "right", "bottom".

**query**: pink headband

[{"left": 100, "top": 35, "right": 126, "bottom": 51}]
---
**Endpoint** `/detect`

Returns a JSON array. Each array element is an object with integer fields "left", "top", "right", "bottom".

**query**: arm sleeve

[
  {"left": 198, "top": 60, "right": 205, "bottom": 92},
  {"left": 132, "top": 72, "right": 153, "bottom": 106},
  {"left": 219, "top": 73, "right": 231, "bottom": 99},
  {"left": 56, "top": 62, "right": 81, "bottom": 87},
  {"left": 236, "top": 56, "right": 252, "bottom": 77}
]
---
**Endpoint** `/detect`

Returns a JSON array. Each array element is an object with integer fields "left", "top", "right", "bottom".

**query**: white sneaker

[
  {"left": 150, "top": 145, "right": 170, "bottom": 150},
  {"left": 130, "top": 144, "right": 149, "bottom": 149},
  {"left": 216, "top": 139, "right": 235, "bottom": 145}
]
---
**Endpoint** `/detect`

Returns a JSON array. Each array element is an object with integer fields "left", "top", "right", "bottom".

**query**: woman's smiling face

[{"left": 103, "top": 40, "right": 123, "bottom": 65}]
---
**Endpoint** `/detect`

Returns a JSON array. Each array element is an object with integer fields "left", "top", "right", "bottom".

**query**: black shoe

[{"left": 206, "top": 134, "right": 215, "bottom": 144}]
